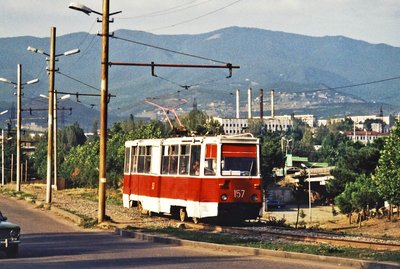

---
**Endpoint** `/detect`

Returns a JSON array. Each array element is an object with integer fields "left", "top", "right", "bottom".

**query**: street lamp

[
  {"left": 28, "top": 29, "right": 79, "bottom": 203},
  {"left": 69, "top": 1, "right": 121, "bottom": 223},
  {"left": 301, "top": 163, "right": 316, "bottom": 223},
  {"left": 27, "top": 46, "right": 80, "bottom": 58},
  {"left": 0, "top": 65, "right": 39, "bottom": 192}
]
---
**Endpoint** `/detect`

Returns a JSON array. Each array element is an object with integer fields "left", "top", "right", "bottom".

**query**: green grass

[
  {"left": 61, "top": 208, "right": 98, "bottom": 228},
  {"left": 68, "top": 189, "right": 122, "bottom": 206},
  {"left": 0, "top": 188, "right": 37, "bottom": 201},
  {"left": 136, "top": 226, "right": 400, "bottom": 263}
]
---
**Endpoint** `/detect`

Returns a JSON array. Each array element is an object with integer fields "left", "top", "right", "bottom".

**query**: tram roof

[{"left": 125, "top": 133, "right": 259, "bottom": 147}]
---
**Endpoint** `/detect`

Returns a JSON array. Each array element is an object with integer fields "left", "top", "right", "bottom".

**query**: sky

[{"left": 0, "top": 0, "right": 399, "bottom": 47}]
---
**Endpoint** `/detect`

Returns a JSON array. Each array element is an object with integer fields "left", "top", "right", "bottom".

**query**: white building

[
  {"left": 215, "top": 116, "right": 295, "bottom": 135},
  {"left": 344, "top": 131, "right": 389, "bottom": 144}
]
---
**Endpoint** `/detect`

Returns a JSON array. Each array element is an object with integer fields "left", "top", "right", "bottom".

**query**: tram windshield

[{"left": 221, "top": 144, "right": 258, "bottom": 176}]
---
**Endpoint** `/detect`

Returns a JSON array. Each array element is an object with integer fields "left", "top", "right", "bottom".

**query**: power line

[
  {"left": 119, "top": 0, "right": 212, "bottom": 20},
  {"left": 75, "top": 21, "right": 97, "bottom": 49},
  {"left": 112, "top": 35, "right": 227, "bottom": 64},
  {"left": 147, "top": 0, "right": 242, "bottom": 32},
  {"left": 325, "top": 75, "right": 400, "bottom": 90},
  {"left": 154, "top": 73, "right": 229, "bottom": 90},
  {"left": 57, "top": 71, "right": 100, "bottom": 92}
]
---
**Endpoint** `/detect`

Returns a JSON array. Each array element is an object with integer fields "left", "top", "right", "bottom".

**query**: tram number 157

[{"left": 234, "top": 189, "right": 245, "bottom": 198}]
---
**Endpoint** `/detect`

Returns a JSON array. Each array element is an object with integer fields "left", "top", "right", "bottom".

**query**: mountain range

[{"left": 0, "top": 26, "right": 399, "bottom": 130}]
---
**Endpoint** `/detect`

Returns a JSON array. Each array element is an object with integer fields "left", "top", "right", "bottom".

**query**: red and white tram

[{"left": 123, "top": 134, "right": 263, "bottom": 222}]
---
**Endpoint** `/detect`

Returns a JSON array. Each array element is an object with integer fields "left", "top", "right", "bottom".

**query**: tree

[
  {"left": 335, "top": 174, "right": 381, "bottom": 225},
  {"left": 181, "top": 109, "right": 208, "bottom": 134},
  {"left": 59, "top": 120, "right": 165, "bottom": 189},
  {"left": 31, "top": 137, "right": 47, "bottom": 179},
  {"left": 259, "top": 132, "right": 284, "bottom": 187},
  {"left": 313, "top": 125, "right": 330, "bottom": 145},
  {"left": 374, "top": 121, "right": 400, "bottom": 207},
  {"left": 316, "top": 131, "right": 348, "bottom": 165},
  {"left": 88, "top": 120, "right": 99, "bottom": 141},
  {"left": 364, "top": 118, "right": 384, "bottom": 131},
  {"left": 297, "top": 127, "right": 315, "bottom": 158},
  {"left": 333, "top": 117, "right": 354, "bottom": 132},
  {"left": 335, "top": 182, "right": 355, "bottom": 224},
  {"left": 326, "top": 141, "right": 380, "bottom": 197},
  {"left": 292, "top": 170, "right": 308, "bottom": 228},
  {"left": 181, "top": 109, "right": 222, "bottom": 135},
  {"left": 60, "top": 140, "right": 99, "bottom": 188}
]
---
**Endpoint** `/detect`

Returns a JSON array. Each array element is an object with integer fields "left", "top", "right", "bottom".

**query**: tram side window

[
  {"left": 124, "top": 147, "right": 130, "bottom": 174},
  {"left": 204, "top": 144, "right": 217, "bottom": 175},
  {"left": 179, "top": 145, "right": 190, "bottom": 175},
  {"left": 190, "top": 145, "right": 201, "bottom": 176},
  {"left": 144, "top": 146, "right": 151, "bottom": 173},
  {"left": 161, "top": 145, "right": 178, "bottom": 175},
  {"left": 161, "top": 146, "right": 169, "bottom": 174},
  {"left": 137, "top": 146, "right": 151, "bottom": 173},
  {"left": 130, "top": 146, "right": 138, "bottom": 173},
  {"left": 169, "top": 145, "right": 178, "bottom": 174}
]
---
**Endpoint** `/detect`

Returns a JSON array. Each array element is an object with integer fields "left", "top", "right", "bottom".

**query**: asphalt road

[{"left": 0, "top": 194, "right": 351, "bottom": 269}]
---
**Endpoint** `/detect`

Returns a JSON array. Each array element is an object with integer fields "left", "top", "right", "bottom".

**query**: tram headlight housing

[
  {"left": 251, "top": 194, "right": 258, "bottom": 202},
  {"left": 220, "top": 194, "right": 228, "bottom": 201}
]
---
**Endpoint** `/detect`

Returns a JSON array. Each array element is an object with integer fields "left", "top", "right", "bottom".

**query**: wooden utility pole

[
  {"left": 46, "top": 27, "right": 56, "bottom": 204},
  {"left": 16, "top": 64, "right": 21, "bottom": 192},
  {"left": 98, "top": 0, "right": 110, "bottom": 223}
]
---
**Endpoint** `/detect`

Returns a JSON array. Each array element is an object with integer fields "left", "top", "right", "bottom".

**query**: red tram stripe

[{"left": 222, "top": 144, "right": 256, "bottom": 157}]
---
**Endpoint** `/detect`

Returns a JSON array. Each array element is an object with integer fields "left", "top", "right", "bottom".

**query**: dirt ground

[
  {"left": 265, "top": 204, "right": 400, "bottom": 239},
  {"left": 2, "top": 183, "right": 399, "bottom": 240}
]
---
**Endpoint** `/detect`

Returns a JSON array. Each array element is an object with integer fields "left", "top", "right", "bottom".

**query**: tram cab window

[
  {"left": 221, "top": 144, "right": 257, "bottom": 176},
  {"left": 204, "top": 159, "right": 216, "bottom": 175},
  {"left": 204, "top": 144, "right": 217, "bottom": 176}
]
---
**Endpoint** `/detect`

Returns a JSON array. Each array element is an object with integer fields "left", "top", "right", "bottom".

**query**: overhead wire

[
  {"left": 119, "top": 0, "right": 211, "bottom": 20},
  {"left": 56, "top": 71, "right": 100, "bottom": 92},
  {"left": 74, "top": 21, "right": 97, "bottom": 49},
  {"left": 111, "top": 35, "right": 228, "bottom": 64},
  {"left": 324, "top": 75, "right": 400, "bottom": 91},
  {"left": 154, "top": 73, "right": 230, "bottom": 90},
  {"left": 146, "top": 0, "right": 242, "bottom": 32}
]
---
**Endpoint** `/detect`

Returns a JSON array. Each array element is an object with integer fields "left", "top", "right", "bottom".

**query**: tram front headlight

[
  {"left": 220, "top": 194, "right": 228, "bottom": 201},
  {"left": 251, "top": 194, "right": 258, "bottom": 202}
]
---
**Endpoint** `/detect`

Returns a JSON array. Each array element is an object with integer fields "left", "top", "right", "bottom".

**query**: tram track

[{"left": 181, "top": 221, "right": 400, "bottom": 251}]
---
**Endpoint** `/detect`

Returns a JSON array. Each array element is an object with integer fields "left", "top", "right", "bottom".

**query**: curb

[
  {"left": 48, "top": 205, "right": 85, "bottom": 226},
  {"left": 114, "top": 227, "right": 400, "bottom": 269}
]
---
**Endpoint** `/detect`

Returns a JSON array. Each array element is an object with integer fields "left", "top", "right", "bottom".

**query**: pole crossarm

[
  {"left": 55, "top": 91, "right": 116, "bottom": 104},
  {"left": 56, "top": 91, "right": 116, "bottom": 98},
  {"left": 109, "top": 62, "right": 240, "bottom": 78},
  {"left": 109, "top": 62, "right": 239, "bottom": 69},
  {"left": 23, "top": 107, "right": 72, "bottom": 114}
]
